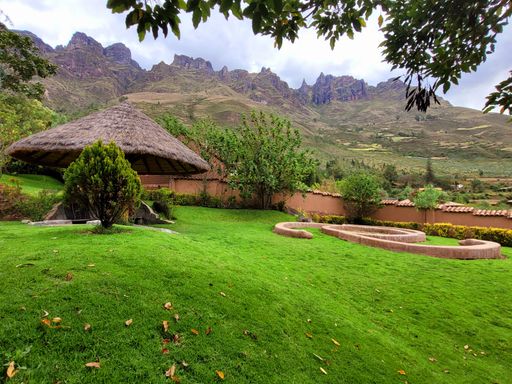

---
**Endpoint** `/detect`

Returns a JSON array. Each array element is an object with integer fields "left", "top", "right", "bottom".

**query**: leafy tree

[
  {"left": 338, "top": 172, "right": 382, "bottom": 222},
  {"left": 398, "top": 185, "right": 413, "bottom": 200},
  {"left": 484, "top": 71, "right": 512, "bottom": 118},
  {"left": 0, "top": 23, "right": 57, "bottom": 99},
  {"left": 159, "top": 114, "right": 239, "bottom": 180},
  {"left": 413, "top": 185, "right": 445, "bottom": 210},
  {"left": 231, "top": 111, "right": 317, "bottom": 209},
  {"left": 160, "top": 111, "right": 315, "bottom": 209},
  {"left": 471, "top": 178, "right": 485, "bottom": 193},
  {"left": 64, "top": 141, "right": 142, "bottom": 229},
  {"left": 0, "top": 93, "right": 57, "bottom": 175},
  {"left": 424, "top": 158, "right": 435, "bottom": 185},
  {"left": 107, "top": 0, "right": 511, "bottom": 114}
]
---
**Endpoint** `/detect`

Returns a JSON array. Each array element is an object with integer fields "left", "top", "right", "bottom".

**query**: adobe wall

[
  {"left": 140, "top": 177, "right": 512, "bottom": 230},
  {"left": 273, "top": 192, "right": 346, "bottom": 215}
]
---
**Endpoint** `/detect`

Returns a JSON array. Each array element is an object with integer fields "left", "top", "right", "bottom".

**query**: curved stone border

[{"left": 273, "top": 222, "right": 502, "bottom": 260}]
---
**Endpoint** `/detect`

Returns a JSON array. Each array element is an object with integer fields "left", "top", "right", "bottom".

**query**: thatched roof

[{"left": 6, "top": 103, "right": 209, "bottom": 175}]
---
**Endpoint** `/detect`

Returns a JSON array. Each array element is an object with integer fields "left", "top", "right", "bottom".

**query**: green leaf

[
  {"left": 192, "top": 9, "right": 202, "bottom": 28},
  {"left": 252, "top": 12, "right": 262, "bottom": 34},
  {"left": 378, "top": 14, "right": 383, "bottom": 27}
]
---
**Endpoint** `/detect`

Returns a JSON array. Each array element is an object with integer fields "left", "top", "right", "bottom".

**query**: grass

[
  {"left": 0, "top": 174, "right": 63, "bottom": 196},
  {"left": 1, "top": 206, "right": 512, "bottom": 383}
]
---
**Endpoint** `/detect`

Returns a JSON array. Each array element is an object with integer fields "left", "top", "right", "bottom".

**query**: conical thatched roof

[{"left": 6, "top": 103, "right": 209, "bottom": 175}]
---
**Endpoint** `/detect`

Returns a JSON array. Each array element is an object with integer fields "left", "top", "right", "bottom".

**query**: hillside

[{"left": 19, "top": 30, "right": 512, "bottom": 177}]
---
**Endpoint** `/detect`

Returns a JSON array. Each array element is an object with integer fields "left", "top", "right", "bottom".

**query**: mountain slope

[{"left": 18, "top": 30, "right": 512, "bottom": 176}]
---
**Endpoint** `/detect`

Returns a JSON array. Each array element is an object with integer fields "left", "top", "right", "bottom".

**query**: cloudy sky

[{"left": 2, "top": 0, "right": 511, "bottom": 110}]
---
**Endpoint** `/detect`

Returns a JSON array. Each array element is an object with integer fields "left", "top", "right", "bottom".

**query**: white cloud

[{"left": 2, "top": 0, "right": 511, "bottom": 111}]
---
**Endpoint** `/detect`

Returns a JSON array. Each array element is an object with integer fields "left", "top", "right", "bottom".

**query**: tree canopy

[
  {"left": 107, "top": 0, "right": 511, "bottom": 114},
  {"left": 160, "top": 111, "right": 317, "bottom": 209},
  {"left": 64, "top": 141, "right": 142, "bottom": 229},
  {"left": 338, "top": 171, "right": 382, "bottom": 222}
]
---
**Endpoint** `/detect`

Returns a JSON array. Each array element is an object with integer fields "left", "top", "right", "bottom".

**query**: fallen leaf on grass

[
  {"left": 428, "top": 357, "right": 437, "bottom": 362},
  {"left": 464, "top": 345, "right": 470, "bottom": 350},
  {"left": 181, "top": 361, "right": 189, "bottom": 368},
  {"left": 163, "top": 302, "right": 173, "bottom": 310},
  {"left": 162, "top": 321, "right": 169, "bottom": 333},
  {"left": 165, "top": 364, "right": 176, "bottom": 377},
  {"left": 206, "top": 327, "right": 212, "bottom": 335},
  {"left": 42, "top": 310, "right": 49, "bottom": 318},
  {"left": 85, "top": 362, "right": 100, "bottom": 368},
  {"left": 320, "top": 367, "right": 327, "bottom": 375},
  {"left": 84, "top": 323, "right": 91, "bottom": 332},
  {"left": 398, "top": 370, "right": 406, "bottom": 375},
  {"left": 307, "top": 319, "right": 312, "bottom": 323},
  {"left": 215, "top": 370, "right": 225, "bottom": 380},
  {"left": 65, "top": 273, "right": 73, "bottom": 281},
  {"left": 125, "top": 319, "right": 133, "bottom": 327},
  {"left": 305, "top": 332, "right": 313, "bottom": 339},
  {"left": 162, "top": 348, "right": 169, "bottom": 354},
  {"left": 242, "top": 330, "right": 258, "bottom": 340},
  {"left": 313, "top": 353, "right": 324, "bottom": 361},
  {"left": 331, "top": 338, "right": 340, "bottom": 346},
  {"left": 219, "top": 292, "right": 226, "bottom": 297},
  {"left": 163, "top": 338, "right": 170, "bottom": 344},
  {"left": 173, "top": 334, "right": 181, "bottom": 345},
  {"left": 87, "top": 264, "right": 95, "bottom": 267},
  {"left": 191, "top": 328, "right": 199, "bottom": 335},
  {"left": 52, "top": 317, "right": 62, "bottom": 324},
  {"left": 15, "top": 263, "right": 34, "bottom": 268},
  {"left": 174, "top": 314, "right": 180, "bottom": 322},
  {"left": 41, "top": 318, "right": 62, "bottom": 329},
  {"left": 53, "top": 249, "right": 59, "bottom": 254},
  {"left": 6, "top": 361, "right": 17, "bottom": 379}
]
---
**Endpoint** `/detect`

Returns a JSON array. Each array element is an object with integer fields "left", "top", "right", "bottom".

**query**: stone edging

[{"left": 273, "top": 222, "right": 502, "bottom": 260}]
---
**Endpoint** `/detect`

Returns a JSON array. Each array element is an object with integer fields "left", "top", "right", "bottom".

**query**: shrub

[
  {"left": 152, "top": 200, "right": 175, "bottom": 219},
  {"left": 0, "top": 182, "right": 24, "bottom": 219},
  {"left": 64, "top": 141, "right": 142, "bottom": 229},
  {"left": 142, "top": 188, "right": 176, "bottom": 202},
  {"left": 14, "top": 190, "right": 61, "bottom": 221}
]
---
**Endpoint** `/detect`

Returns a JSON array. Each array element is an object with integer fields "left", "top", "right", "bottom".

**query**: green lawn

[
  {"left": 0, "top": 174, "right": 63, "bottom": 196},
  {"left": 1, "top": 207, "right": 511, "bottom": 383}
]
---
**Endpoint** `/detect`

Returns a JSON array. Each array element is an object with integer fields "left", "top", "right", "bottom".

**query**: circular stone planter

[{"left": 273, "top": 222, "right": 502, "bottom": 260}]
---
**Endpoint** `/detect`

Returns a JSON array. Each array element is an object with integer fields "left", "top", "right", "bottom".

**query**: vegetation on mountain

[
  {"left": 107, "top": 0, "right": 511, "bottom": 115},
  {"left": 424, "top": 158, "right": 435, "bottom": 185},
  {"left": 64, "top": 141, "right": 142, "bottom": 228}
]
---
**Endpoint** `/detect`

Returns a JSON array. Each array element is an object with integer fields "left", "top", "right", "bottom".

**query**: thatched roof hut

[{"left": 6, "top": 103, "right": 209, "bottom": 175}]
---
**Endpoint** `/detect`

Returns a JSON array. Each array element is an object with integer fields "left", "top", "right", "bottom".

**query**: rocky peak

[
  {"left": 67, "top": 32, "right": 103, "bottom": 55},
  {"left": 104, "top": 43, "right": 140, "bottom": 69},
  {"left": 218, "top": 65, "right": 230, "bottom": 80},
  {"left": 171, "top": 54, "right": 214, "bottom": 74},
  {"left": 312, "top": 73, "right": 368, "bottom": 105}
]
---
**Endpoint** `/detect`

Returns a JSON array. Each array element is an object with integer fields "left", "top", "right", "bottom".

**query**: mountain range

[{"left": 18, "top": 30, "right": 512, "bottom": 177}]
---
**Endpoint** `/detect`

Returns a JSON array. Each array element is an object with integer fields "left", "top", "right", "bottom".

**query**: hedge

[{"left": 312, "top": 214, "right": 512, "bottom": 247}]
